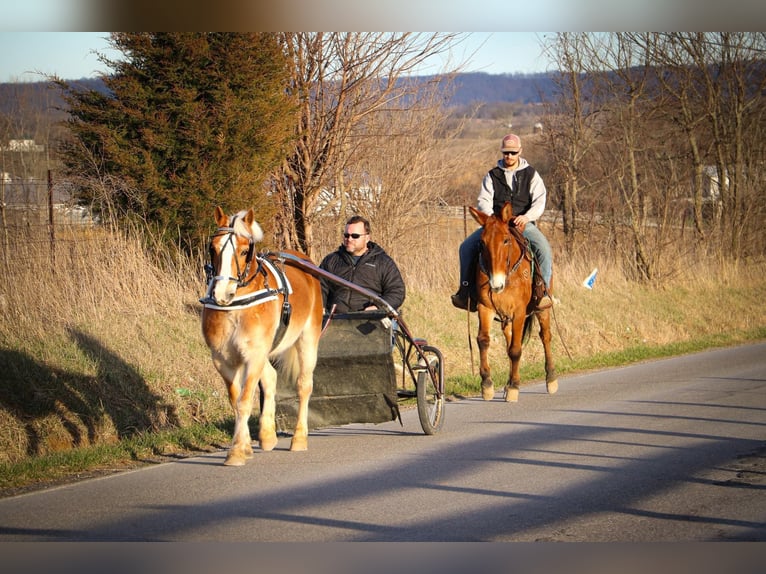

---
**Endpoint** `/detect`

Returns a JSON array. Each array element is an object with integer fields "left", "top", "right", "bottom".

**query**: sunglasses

[
  {"left": 343, "top": 232, "right": 367, "bottom": 239},
  {"left": 503, "top": 150, "right": 520, "bottom": 156}
]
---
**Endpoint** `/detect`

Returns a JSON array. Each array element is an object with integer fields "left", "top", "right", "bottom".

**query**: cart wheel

[{"left": 416, "top": 345, "right": 445, "bottom": 435}]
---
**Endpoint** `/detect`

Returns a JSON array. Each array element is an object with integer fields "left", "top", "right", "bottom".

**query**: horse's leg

[
  {"left": 503, "top": 316, "right": 524, "bottom": 403},
  {"left": 477, "top": 307, "right": 495, "bottom": 400},
  {"left": 289, "top": 335, "right": 319, "bottom": 452},
  {"left": 222, "top": 357, "right": 264, "bottom": 466},
  {"left": 536, "top": 308, "right": 558, "bottom": 394},
  {"left": 257, "top": 360, "right": 280, "bottom": 452},
  {"left": 210, "top": 356, "right": 251, "bottom": 466}
]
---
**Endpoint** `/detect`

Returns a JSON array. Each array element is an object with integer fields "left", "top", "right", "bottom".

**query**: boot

[
  {"left": 532, "top": 274, "right": 552, "bottom": 312},
  {"left": 451, "top": 282, "right": 477, "bottom": 312}
]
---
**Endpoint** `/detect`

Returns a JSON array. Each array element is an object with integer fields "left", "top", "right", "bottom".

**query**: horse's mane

[{"left": 230, "top": 210, "right": 264, "bottom": 243}]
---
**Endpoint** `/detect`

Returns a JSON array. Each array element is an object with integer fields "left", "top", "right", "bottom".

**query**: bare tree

[
  {"left": 629, "top": 32, "right": 766, "bottom": 256},
  {"left": 542, "top": 33, "right": 662, "bottom": 278},
  {"left": 323, "top": 85, "right": 470, "bottom": 257},
  {"left": 540, "top": 33, "right": 604, "bottom": 253},
  {"left": 544, "top": 33, "right": 766, "bottom": 281},
  {"left": 271, "top": 32, "right": 470, "bottom": 260}
]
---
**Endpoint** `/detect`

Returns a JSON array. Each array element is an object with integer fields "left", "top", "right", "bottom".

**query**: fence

[{"left": 1, "top": 171, "right": 96, "bottom": 268}]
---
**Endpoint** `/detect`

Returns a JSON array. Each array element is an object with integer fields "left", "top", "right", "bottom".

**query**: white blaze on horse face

[
  {"left": 488, "top": 270, "right": 507, "bottom": 293},
  {"left": 213, "top": 234, "right": 238, "bottom": 305},
  {"left": 484, "top": 227, "right": 508, "bottom": 293}
]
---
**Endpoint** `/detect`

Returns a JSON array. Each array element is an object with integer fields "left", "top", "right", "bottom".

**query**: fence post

[
  {"left": 1, "top": 174, "right": 7, "bottom": 273},
  {"left": 48, "top": 170, "right": 55, "bottom": 269}
]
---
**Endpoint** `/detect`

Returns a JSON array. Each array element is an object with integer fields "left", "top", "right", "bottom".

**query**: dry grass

[
  {"left": 0, "top": 225, "right": 227, "bottom": 465},
  {"left": 1, "top": 215, "right": 764, "bottom": 467},
  {"left": 393, "top": 213, "right": 766, "bottom": 388}
]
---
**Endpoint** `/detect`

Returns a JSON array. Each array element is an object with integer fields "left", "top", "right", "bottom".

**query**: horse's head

[
  {"left": 206, "top": 206, "right": 264, "bottom": 305},
  {"left": 471, "top": 202, "right": 520, "bottom": 294}
]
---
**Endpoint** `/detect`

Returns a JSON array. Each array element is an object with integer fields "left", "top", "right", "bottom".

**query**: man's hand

[{"left": 513, "top": 214, "right": 529, "bottom": 231}]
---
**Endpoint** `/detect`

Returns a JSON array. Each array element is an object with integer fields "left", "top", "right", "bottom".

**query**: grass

[
  {"left": 1, "top": 216, "right": 765, "bottom": 496},
  {"left": 0, "top": 423, "right": 231, "bottom": 494}
]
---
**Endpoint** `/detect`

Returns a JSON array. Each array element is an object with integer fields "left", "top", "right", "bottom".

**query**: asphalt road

[{"left": 1, "top": 342, "right": 764, "bottom": 543}]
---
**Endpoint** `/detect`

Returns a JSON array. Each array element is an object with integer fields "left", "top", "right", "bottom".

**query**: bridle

[
  {"left": 479, "top": 223, "right": 530, "bottom": 325},
  {"left": 205, "top": 226, "right": 259, "bottom": 288},
  {"left": 479, "top": 223, "right": 528, "bottom": 281}
]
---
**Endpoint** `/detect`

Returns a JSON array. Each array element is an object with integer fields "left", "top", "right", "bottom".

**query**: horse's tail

[
  {"left": 522, "top": 313, "right": 535, "bottom": 344},
  {"left": 273, "top": 345, "right": 301, "bottom": 385}
]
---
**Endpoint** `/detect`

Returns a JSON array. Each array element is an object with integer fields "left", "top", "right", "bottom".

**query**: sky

[
  {"left": 0, "top": 32, "right": 554, "bottom": 83},
  {"left": 0, "top": 1, "right": 761, "bottom": 82}
]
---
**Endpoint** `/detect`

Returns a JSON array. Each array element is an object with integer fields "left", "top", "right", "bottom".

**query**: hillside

[
  {"left": 450, "top": 72, "right": 556, "bottom": 106},
  {"left": 0, "top": 72, "right": 555, "bottom": 119}
]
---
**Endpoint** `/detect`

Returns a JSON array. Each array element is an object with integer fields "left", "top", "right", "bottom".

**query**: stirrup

[
  {"left": 451, "top": 284, "right": 476, "bottom": 312},
  {"left": 534, "top": 295, "right": 553, "bottom": 311}
]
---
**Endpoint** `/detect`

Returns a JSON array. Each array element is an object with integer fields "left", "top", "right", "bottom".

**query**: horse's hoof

[
  {"left": 546, "top": 379, "right": 559, "bottom": 394},
  {"left": 223, "top": 453, "right": 248, "bottom": 466},
  {"left": 504, "top": 385, "right": 519, "bottom": 402},
  {"left": 259, "top": 435, "right": 279, "bottom": 452},
  {"left": 482, "top": 386, "right": 495, "bottom": 401},
  {"left": 290, "top": 436, "right": 308, "bottom": 451}
]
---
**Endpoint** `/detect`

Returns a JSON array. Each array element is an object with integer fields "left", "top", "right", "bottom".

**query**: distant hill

[
  {"left": 0, "top": 72, "right": 557, "bottom": 120},
  {"left": 450, "top": 72, "right": 557, "bottom": 106}
]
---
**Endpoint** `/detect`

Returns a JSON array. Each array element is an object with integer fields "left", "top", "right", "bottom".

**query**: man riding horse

[{"left": 451, "top": 133, "right": 553, "bottom": 313}]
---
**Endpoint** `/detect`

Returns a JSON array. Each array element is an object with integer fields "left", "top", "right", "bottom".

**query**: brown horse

[
  {"left": 470, "top": 202, "right": 558, "bottom": 402},
  {"left": 201, "top": 207, "right": 324, "bottom": 466}
]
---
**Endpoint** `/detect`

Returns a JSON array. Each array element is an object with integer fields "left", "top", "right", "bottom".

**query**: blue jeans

[{"left": 458, "top": 223, "right": 552, "bottom": 289}]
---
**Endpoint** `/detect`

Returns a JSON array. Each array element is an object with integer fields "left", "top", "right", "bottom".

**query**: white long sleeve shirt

[{"left": 476, "top": 158, "right": 547, "bottom": 221}]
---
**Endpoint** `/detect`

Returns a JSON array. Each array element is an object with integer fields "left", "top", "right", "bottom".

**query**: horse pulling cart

[
  {"left": 201, "top": 207, "right": 445, "bottom": 466},
  {"left": 202, "top": 208, "right": 445, "bottom": 464},
  {"left": 269, "top": 252, "right": 446, "bottom": 436}
]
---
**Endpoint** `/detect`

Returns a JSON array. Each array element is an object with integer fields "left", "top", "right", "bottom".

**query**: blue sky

[{"left": 0, "top": 32, "right": 554, "bottom": 83}]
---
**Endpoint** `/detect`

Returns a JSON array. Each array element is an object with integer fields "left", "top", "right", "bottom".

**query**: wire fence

[{"left": 1, "top": 171, "right": 97, "bottom": 268}]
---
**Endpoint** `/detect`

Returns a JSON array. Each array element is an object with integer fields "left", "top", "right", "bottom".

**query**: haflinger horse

[
  {"left": 470, "top": 202, "right": 558, "bottom": 402},
  {"left": 200, "top": 206, "right": 324, "bottom": 466}
]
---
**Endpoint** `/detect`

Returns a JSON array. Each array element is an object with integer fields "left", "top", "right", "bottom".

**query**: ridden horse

[
  {"left": 470, "top": 202, "right": 558, "bottom": 402},
  {"left": 200, "top": 206, "right": 324, "bottom": 466}
]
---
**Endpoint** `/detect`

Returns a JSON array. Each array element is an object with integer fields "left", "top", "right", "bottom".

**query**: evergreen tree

[{"left": 56, "top": 32, "right": 296, "bottom": 251}]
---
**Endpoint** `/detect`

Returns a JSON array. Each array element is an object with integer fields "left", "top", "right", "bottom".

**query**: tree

[
  {"left": 271, "top": 32, "right": 469, "bottom": 260},
  {"left": 56, "top": 33, "right": 297, "bottom": 252},
  {"left": 639, "top": 33, "right": 766, "bottom": 255},
  {"left": 540, "top": 33, "right": 603, "bottom": 252},
  {"left": 543, "top": 32, "right": 766, "bottom": 281}
]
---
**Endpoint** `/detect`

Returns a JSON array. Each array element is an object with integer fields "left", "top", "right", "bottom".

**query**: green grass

[
  {"left": 445, "top": 325, "right": 766, "bottom": 395},
  {"left": 0, "top": 423, "right": 231, "bottom": 492}
]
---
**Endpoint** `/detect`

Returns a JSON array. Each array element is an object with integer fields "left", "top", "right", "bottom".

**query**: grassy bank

[{"left": 1, "top": 221, "right": 765, "bottom": 495}]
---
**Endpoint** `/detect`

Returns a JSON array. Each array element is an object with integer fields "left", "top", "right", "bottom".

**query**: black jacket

[{"left": 319, "top": 241, "right": 406, "bottom": 313}]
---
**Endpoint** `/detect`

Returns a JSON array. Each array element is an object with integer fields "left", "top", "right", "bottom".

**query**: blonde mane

[{"left": 230, "top": 210, "right": 264, "bottom": 243}]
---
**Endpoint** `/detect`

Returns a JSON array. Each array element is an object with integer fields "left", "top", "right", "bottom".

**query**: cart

[{"left": 269, "top": 252, "right": 446, "bottom": 436}]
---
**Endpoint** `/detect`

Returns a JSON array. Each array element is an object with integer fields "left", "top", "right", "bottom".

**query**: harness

[
  {"left": 200, "top": 227, "right": 294, "bottom": 349},
  {"left": 201, "top": 255, "right": 292, "bottom": 310}
]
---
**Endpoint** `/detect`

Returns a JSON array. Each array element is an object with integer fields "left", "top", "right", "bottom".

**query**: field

[{"left": 1, "top": 195, "right": 765, "bottom": 493}]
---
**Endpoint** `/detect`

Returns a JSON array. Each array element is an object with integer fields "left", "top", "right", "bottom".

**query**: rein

[{"left": 199, "top": 254, "right": 289, "bottom": 310}]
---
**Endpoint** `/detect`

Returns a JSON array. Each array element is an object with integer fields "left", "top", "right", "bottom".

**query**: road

[{"left": 0, "top": 342, "right": 764, "bottom": 543}]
